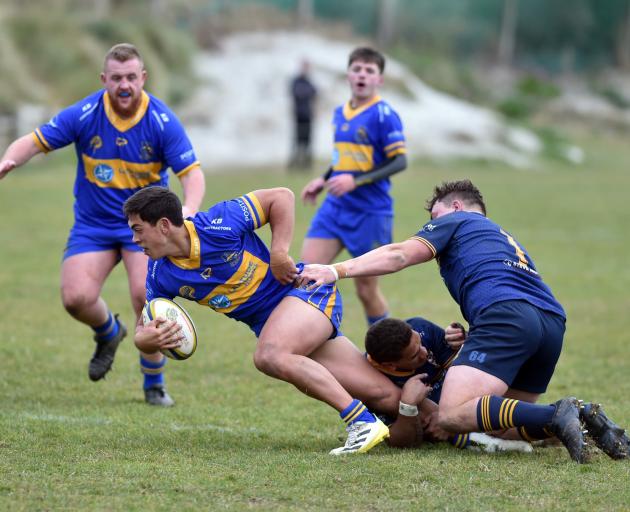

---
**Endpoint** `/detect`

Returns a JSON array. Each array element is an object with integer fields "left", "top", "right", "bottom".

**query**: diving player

[
  {"left": 123, "top": 186, "right": 402, "bottom": 455},
  {"left": 300, "top": 47, "right": 407, "bottom": 326},
  {"left": 297, "top": 179, "right": 628, "bottom": 463},
  {"left": 0, "top": 44, "right": 205, "bottom": 406}
]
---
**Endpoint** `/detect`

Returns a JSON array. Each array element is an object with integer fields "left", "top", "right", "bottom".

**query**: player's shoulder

[
  {"left": 145, "top": 92, "right": 181, "bottom": 129},
  {"left": 60, "top": 90, "right": 105, "bottom": 119},
  {"left": 375, "top": 98, "right": 401, "bottom": 118}
]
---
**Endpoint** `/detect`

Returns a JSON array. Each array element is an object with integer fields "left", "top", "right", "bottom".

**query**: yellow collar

[
  {"left": 342, "top": 95, "right": 381, "bottom": 121},
  {"left": 168, "top": 220, "right": 201, "bottom": 269},
  {"left": 103, "top": 90, "right": 150, "bottom": 132}
]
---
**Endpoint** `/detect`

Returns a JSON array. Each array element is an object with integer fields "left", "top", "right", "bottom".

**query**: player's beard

[{"left": 111, "top": 91, "right": 141, "bottom": 118}]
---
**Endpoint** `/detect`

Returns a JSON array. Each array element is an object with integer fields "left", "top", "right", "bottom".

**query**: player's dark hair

[
  {"left": 365, "top": 318, "right": 413, "bottom": 363},
  {"left": 425, "top": 179, "right": 487, "bottom": 216},
  {"left": 104, "top": 43, "right": 144, "bottom": 70},
  {"left": 123, "top": 186, "right": 184, "bottom": 226},
  {"left": 348, "top": 47, "right": 385, "bottom": 73}
]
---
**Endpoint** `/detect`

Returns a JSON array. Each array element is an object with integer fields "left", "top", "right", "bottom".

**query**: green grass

[{"left": 0, "top": 137, "right": 629, "bottom": 511}]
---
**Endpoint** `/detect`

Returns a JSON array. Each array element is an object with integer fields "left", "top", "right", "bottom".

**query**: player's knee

[
  {"left": 253, "top": 344, "right": 285, "bottom": 378},
  {"left": 61, "top": 289, "right": 96, "bottom": 316}
]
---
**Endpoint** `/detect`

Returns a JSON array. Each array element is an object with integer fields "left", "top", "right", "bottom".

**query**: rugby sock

[
  {"left": 367, "top": 312, "right": 389, "bottom": 326},
  {"left": 517, "top": 425, "right": 555, "bottom": 441},
  {"left": 140, "top": 355, "right": 166, "bottom": 390},
  {"left": 476, "top": 396, "right": 555, "bottom": 431},
  {"left": 340, "top": 399, "right": 376, "bottom": 425},
  {"left": 450, "top": 433, "right": 471, "bottom": 448},
  {"left": 93, "top": 311, "right": 120, "bottom": 342}
]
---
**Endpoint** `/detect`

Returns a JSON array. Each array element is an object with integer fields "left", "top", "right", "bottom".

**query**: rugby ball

[{"left": 142, "top": 298, "right": 198, "bottom": 360}]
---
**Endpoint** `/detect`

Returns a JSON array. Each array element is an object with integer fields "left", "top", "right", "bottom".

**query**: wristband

[
  {"left": 399, "top": 401, "right": 419, "bottom": 417},
  {"left": 326, "top": 265, "right": 339, "bottom": 281}
]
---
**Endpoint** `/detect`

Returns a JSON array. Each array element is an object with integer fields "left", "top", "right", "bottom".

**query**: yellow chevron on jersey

[
  {"left": 200, "top": 251, "right": 269, "bottom": 313},
  {"left": 82, "top": 154, "right": 163, "bottom": 189},
  {"left": 103, "top": 91, "right": 150, "bottom": 132},
  {"left": 168, "top": 220, "right": 201, "bottom": 269}
]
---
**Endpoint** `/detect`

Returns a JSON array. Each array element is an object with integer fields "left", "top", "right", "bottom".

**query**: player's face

[
  {"left": 101, "top": 58, "right": 147, "bottom": 118},
  {"left": 128, "top": 214, "right": 167, "bottom": 259},
  {"left": 393, "top": 330, "right": 428, "bottom": 370},
  {"left": 347, "top": 59, "right": 383, "bottom": 105}
]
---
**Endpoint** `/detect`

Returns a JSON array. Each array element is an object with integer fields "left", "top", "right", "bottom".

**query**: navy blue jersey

[
  {"left": 367, "top": 316, "right": 459, "bottom": 404},
  {"left": 34, "top": 90, "right": 198, "bottom": 228},
  {"left": 410, "top": 211, "right": 565, "bottom": 324},
  {"left": 323, "top": 96, "right": 405, "bottom": 214}
]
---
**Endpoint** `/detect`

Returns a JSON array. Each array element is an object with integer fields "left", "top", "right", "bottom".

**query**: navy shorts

[
  {"left": 64, "top": 219, "right": 142, "bottom": 260},
  {"left": 452, "top": 300, "right": 565, "bottom": 394},
  {"left": 305, "top": 200, "right": 393, "bottom": 257}
]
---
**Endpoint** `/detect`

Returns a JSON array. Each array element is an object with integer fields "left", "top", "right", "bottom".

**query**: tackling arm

[{"left": 0, "top": 134, "right": 43, "bottom": 180}]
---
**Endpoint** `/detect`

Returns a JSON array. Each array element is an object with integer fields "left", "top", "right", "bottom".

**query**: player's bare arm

[
  {"left": 387, "top": 374, "right": 432, "bottom": 448},
  {"left": 0, "top": 134, "right": 42, "bottom": 179},
  {"left": 301, "top": 176, "right": 326, "bottom": 205},
  {"left": 252, "top": 187, "right": 298, "bottom": 284},
  {"left": 297, "top": 238, "right": 433, "bottom": 287},
  {"left": 178, "top": 166, "right": 206, "bottom": 217}
]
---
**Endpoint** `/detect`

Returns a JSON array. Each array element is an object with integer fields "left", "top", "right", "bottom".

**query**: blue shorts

[
  {"left": 452, "top": 300, "right": 565, "bottom": 394},
  {"left": 248, "top": 281, "right": 343, "bottom": 338},
  {"left": 306, "top": 200, "right": 393, "bottom": 257},
  {"left": 64, "top": 219, "right": 142, "bottom": 260}
]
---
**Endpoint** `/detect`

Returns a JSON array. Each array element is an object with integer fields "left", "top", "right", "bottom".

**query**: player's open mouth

[{"left": 119, "top": 92, "right": 131, "bottom": 98}]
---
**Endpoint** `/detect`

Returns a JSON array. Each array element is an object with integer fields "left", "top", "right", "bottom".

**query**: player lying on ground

[
  {"left": 364, "top": 317, "right": 628, "bottom": 459},
  {"left": 123, "top": 186, "right": 405, "bottom": 455}
]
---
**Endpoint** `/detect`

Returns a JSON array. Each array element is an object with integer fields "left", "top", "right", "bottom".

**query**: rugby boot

[
  {"left": 548, "top": 397, "right": 587, "bottom": 463},
  {"left": 329, "top": 417, "right": 389, "bottom": 455},
  {"left": 144, "top": 385, "right": 175, "bottom": 407},
  {"left": 88, "top": 315, "right": 127, "bottom": 381},
  {"left": 580, "top": 402, "right": 629, "bottom": 460}
]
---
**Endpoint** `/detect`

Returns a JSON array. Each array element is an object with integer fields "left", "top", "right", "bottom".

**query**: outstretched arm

[
  {"left": 178, "top": 166, "right": 206, "bottom": 218},
  {"left": 252, "top": 187, "right": 298, "bottom": 284},
  {"left": 0, "top": 134, "right": 42, "bottom": 180},
  {"left": 296, "top": 238, "right": 433, "bottom": 287}
]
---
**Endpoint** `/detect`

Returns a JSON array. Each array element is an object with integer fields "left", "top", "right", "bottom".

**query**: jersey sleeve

[
  {"left": 195, "top": 192, "right": 268, "bottom": 238},
  {"left": 33, "top": 102, "right": 83, "bottom": 153},
  {"left": 152, "top": 106, "right": 200, "bottom": 177},
  {"left": 379, "top": 104, "right": 406, "bottom": 159},
  {"left": 145, "top": 260, "right": 173, "bottom": 302},
  {"left": 408, "top": 213, "right": 461, "bottom": 258}
]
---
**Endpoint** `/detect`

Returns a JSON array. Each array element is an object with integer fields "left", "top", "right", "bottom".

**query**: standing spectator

[{"left": 289, "top": 59, "right": 317, "bottom": 170}]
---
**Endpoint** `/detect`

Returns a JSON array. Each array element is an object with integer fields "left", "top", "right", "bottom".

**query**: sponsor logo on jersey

[
  {"left": 94, "top": 164, "right": 114, "bottom": 183},
  {"left": 223, "top": 251, "right": 241, "bottom": 267},
  {"left": 82, "top": 103, "right": 92, "bottom": 112},
  {"left": 140, "top": 141, "right": 154, "bottom": 161},
  {"left": 116, "top": 137, "right": 128, "bottom": 146},
  {"left": 423, "top": 223, "right": 436, "bottom": 232},
  {"left": 387, "top": 130, "right": 404, "bottom": 139},
  {"left": 237, "top": 198, "right": 251, "bottom": 222},
  {"left": 200, "top": 268, "right": 212, "bottom": 279},
  {"left": 354, "top": 126, "right": 369, "bottom": 144},
  {"left": 160, "top": 112, "right": 170, "bottom": 122},
  {"left": 211, "top": 218, "right": 223, "bottom": 225},
  {"left": 48, "top": 117, "right": 58, "bottom": 128},
  {"left": 209, "top": 294, "right": 231, "bottom": 309},
  {"left": 179, "top": 149, "right": 195, "bottom": 161},
  {"left": 341, "top": 123, "right": 350, "bottom": 132},
  {"left": 90, "top": 135, "right": 103, "bottom": 151},
  {"left": 179, "top": 285, "right": 196, "bottom": 299}
]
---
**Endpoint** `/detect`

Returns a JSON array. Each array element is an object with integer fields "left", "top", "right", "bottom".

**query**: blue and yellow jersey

[
  {"left": 367, "top": 317, "right": 458, "bottom": 404},
  {"left": 33, "top": 90, "right": 199, "bottom": 228},
  {"left": 325, "top": 96, "right": 405, "bottom": 214},
  {"left": 145, "top": 193, "right": 343, "bottom": 336},
  {"left": 411, "top": 212, "right": 566, "bottom": 324}
]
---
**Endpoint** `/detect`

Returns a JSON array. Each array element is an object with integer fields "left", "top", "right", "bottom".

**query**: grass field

[{"left": 1, "top": 133, "right": 629, "bottom": 511}]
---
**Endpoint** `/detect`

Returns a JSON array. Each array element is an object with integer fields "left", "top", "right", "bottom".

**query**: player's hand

[
  {"left": 301, "top": 177, "right": 325, "bottom": 205},
  {"left": 445, "top": 322, "right": 466, "bottom": 349},
  {"left": 134, "top": 318, "right": 185, "bottom": 353},
  {"left": 0, "top": 159, "right": 17, "bottom": 180},
  {"left": 270, "top": 251, "right": 298, "bottom": 285},
  {"left": 294, "top": 263, "right": 337, "bottom": 288},
  {"left": 423, "top": 411, "right": 451, "bottom": 442},
  {"left": 325, "top": 174, "right": 356, "bottom": 197},
  {"left": 400, "top": 374, "right": 432, "bottom": 405}
]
